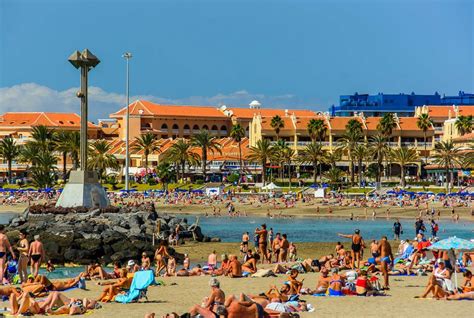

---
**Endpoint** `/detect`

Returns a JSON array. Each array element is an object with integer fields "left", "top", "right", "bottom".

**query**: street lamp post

[
  {"left": 123, "top": 52, "right": 132, "bottom": 191},
  {"left": 56, "top": 49, "right": 109, "bottom": 208}
]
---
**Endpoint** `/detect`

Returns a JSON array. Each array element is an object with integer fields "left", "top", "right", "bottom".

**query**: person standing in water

[
  {"left": 0, "top": 225, "right": 16, "bottom": 283},
  {"left": 338, "top": 229, "right": 364, "bottom": 269}
]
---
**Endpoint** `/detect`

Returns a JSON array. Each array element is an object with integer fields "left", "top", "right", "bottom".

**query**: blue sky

[{"left": 0, "top": 0, "right": 472, "bottom": 121}]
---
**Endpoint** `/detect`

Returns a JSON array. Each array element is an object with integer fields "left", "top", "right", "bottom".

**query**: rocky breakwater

[{"left": 5, "top": 203, "right": 213, "bottom": 265}]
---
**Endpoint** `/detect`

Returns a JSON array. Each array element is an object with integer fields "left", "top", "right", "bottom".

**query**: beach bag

[{"left": 78, "top": 277, "right": 87, "bottom": 290}]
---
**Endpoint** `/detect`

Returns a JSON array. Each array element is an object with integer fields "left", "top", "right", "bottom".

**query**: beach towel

[
  {"left": 251, "top": 269, "right": 277, "bottom": 278},
  {"left": 115, "top": 270, "right": 155, "bottom": 304}
]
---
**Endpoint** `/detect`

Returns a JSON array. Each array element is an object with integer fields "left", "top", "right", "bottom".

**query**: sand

[
  {"left": 1, "top": 198, "right": 473, "bottom": 221},
  {"left": 51, "top": 272, "right": 473, "bottom": 318},
  {"left": 0, "top": 200, "right": 472, "bottom": 317}
]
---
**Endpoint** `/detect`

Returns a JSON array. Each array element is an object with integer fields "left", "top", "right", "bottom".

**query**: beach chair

[{"left": 115, "top": 270, "right": 155, "bottom": 304}]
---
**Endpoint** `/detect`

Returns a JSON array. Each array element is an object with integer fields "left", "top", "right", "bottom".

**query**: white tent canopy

[{"left": 261, "top": 182, "right": 281, "bottom": 190}]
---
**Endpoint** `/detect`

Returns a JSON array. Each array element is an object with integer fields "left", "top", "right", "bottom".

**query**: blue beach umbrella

[
  {"left": 428, "top": 236, "right": 474, "bottom": 251},
  {"left": 436, "top": 192, "right": 445, "bottom": 196},
  {"left": 428, "top": 236, "right": 474, "bottom": 288}
]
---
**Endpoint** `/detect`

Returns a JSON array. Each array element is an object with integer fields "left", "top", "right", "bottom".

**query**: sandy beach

[
  {"left": 1, "top": 199, "right": 473, "bottom": 220},
  {"left": 52, "top": 269, "right": 473, "bottom": 318}
]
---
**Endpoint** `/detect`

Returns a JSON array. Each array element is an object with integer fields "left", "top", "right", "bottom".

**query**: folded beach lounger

[{"left": 115, "top": 270, "right": 155, "bottom": 304}]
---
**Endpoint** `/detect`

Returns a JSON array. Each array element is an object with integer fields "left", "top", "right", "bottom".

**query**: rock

[
  {"left": 210, "top": 237, "right": 221, "bottom": 242},
  {"left": 5, "top": 204, "right": 216, "bottom": 265}
]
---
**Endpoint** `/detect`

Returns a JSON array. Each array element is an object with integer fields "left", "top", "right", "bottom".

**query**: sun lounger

[{"left": 115, "top": 270, "right": 155, "bottom": 304}]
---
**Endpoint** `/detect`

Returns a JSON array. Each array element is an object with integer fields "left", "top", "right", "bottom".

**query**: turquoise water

[
  {"left": 0, "top": 213, "right": 19, "bottom": 224},
  {"left": 177, "top": 215, "right": 474, "bottom": 242}
]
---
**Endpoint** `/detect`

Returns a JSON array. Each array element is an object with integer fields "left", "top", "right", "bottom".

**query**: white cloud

[{"left": 0, "top": 83, "right": 323, "bottom": 122}]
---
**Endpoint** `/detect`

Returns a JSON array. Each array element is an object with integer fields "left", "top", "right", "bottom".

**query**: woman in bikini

[
  {"left": 16, "top": 230, "right": 29, "bottom": 283},
  {"left": 155, "top": 240, "right": 171, "bottom": 276},
  {"left": 40, "top": 291, "right": 99, "bottom": 315},
  {"left": 328, "top": 268, "right": 345, "bottom": 296},
  {"left": 241, "top": 253, "right": 258, "bottom": 274},
  {"left": 97, "top": 269, "right": 131, "bottom": 302}
]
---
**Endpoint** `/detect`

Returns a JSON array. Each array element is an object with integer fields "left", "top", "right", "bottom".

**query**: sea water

[{"left": 176, "top": 215, "right": 474, "bottom": 243}]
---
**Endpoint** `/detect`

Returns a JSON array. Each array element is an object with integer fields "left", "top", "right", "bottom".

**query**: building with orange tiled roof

[
  {"left": 415, "top": 105, "right": 474, "bottom": 142},
  {"left": 0, "top": 112, "right": 101, "bottom": 177},
  {"left": 0, "top": 112, "right": 100, "bottom": 141},
  {"left": 109, "top": 100, "right": 320, "bottom": 142},
  {"left": 0, "top": 112, "right": 99, "bottom": 139},
  {"left": 110, "top": 100, "right": 232, "bottom": 141}
]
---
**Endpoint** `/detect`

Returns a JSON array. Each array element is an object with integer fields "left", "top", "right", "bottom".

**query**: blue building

[
  {"left": 330, "top": 92, "right": 441, "bottom": 117},
  {"left": 440, "top": 91, "right": 474, "bottom": 105}
]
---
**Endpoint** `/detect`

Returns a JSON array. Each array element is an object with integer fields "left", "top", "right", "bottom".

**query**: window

[
  {"left": 161, "top": 123, "right": 168, "bottom": 130},
  {"left": 193, "top": 124, "right": 199, "bottom": 131},
  {"left": 69, "top": 121, "right": 74, "bottom": 124},
  {"left": 59, "top": 121, "right": 64, "bottom": 124},
  {"left": 202, "top": 125, "right": 209, "bottom": 130}
]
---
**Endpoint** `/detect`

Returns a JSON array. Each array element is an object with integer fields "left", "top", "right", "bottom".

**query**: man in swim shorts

[
  {"left": 0, "top": 224, "right": 16, "bottom": 283},
  {"left": 28, "top": 235, "right": 45, "bottom": 277}
]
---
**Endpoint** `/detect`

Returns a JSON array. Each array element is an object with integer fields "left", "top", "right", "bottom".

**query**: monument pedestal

[{"left": 56, "top": 171, "right": 109, "bottom": 208}]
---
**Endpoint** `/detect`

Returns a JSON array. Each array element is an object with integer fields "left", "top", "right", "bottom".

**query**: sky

[{"left": 0, "top": 0, "right": 473, "bottom": 121}]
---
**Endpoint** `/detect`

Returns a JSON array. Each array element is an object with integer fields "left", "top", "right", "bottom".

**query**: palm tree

[
  {"left": 281, "top": 147, "right": 295, "bottom": 187},
  {"left": 156, "top": 162, "right": 175, "bottom": 190},
  {"left": 191, "top": 130, "right": 222, "bottom": 181},
  {"left": 340, "top": 129, "right": 362, "bottom": 185},
  {"left": 377, "top": 113, "right": 397, "bottom": 179},
  {"left": 323, "top": 167, "right": 345, "bottom": 190},
  {"left": 247, "top": 139, "right": 276, "bottom": 185},
  {"left": 369, "top": 134, "right": 389, "bottom": 184},
  {"left": 416, "top": 113, "right": 433, "bottom": 165},
  {"left": 29, "top": 151, "right": 57, "bottom": 188},
  {"left": 54, "top": 130, "right": 74, "bottom": 182},
  {"left": 298, "top": 142, "right": 326, "bottom": 184},
  {"left": 132, "top": 133, "right": 160, "bottom": 172},
  {"left": 432, "top": 141, "right": 461, "bottom": 193},
  {"left": 0, "top": 137, "right": 20, "bottom": 184},
  {"left": 273, "top": 139, "right": 288, "bottom": 180},
  {"left": 88, "top": 140, "right": 120, "bottom": 183},
  {"left": 353, "top": 143, "right": 371, "bottom": 187},
  {"left": 270, "top": 115, "right": 285, "bottom": 140},
  {"left": 455, "top": 115, "right": 473, "bottom": 136},
  {"left": 377, "top": 113, "right": 397, "bottom": 138},
  {"left": 325, "top": 148, "right": 342, "bottom": 169},
  {"left": 346, "top": 118, "right": 363, "bottom": 135},
  {"left": 163, "top": 139, "right": 200, "bottom": 180},
  {"left": 307, "top": 119, "right": 327, "bottom": 142},
  {"left": 230, "top": 123, "right": 246, "bottom": 183},
  {"left": 389, "top": 147, "right": 419, "bottom": 187},
  {"left": 30, "top": 125, "right": 55, "bottom": 152}
]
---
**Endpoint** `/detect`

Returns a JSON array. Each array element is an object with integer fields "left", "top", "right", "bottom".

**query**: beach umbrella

[
  {"left": 426, "top": 191, "right": 434, "bottom": 195},
  {"left": 416, "top": 191, "right": 426, "bottom": 195},
  {"left": 428, "top": 236, "right": 474, "bottom": 288},
  {"left": 436, "top": 192, "right": 445, "bottom": 196}
]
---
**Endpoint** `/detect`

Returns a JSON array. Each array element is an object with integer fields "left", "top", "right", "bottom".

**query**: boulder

[{"left": 5, "top": 204, "right": 216, "bottom": 265}]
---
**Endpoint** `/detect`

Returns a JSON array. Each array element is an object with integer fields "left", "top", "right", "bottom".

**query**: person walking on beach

[
  {"left": 393, "top": 219, "right": 402, "bottom": 240},
  {"left": 28, "top": 235, "right": 45, "bottom": 277},
  {"left": 378, "top": 236, "right": 393, "bottom": 290},
  {"left": 0, "top": 225, "right": 16, "bottom": 283},
  {"left": 337, "top": 229, "right": 364, "bottom": 269},
  {"left": 255, "top": 224, "right": 268, "bottom": 264}
]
